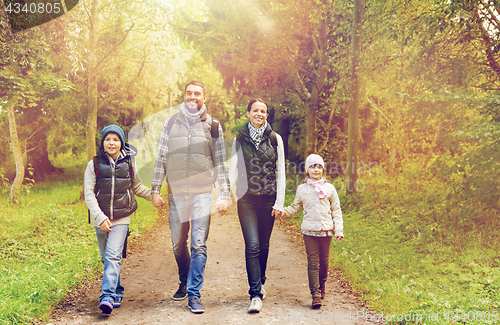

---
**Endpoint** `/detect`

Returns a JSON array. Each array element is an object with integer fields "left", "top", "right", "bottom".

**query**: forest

[{"left": 1, "top": 0, "right": 499, "bottom": 323}]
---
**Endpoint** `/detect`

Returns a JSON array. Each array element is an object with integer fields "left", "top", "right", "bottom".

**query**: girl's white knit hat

[{"left": 305, "top": 154, "right": 325, "bottom": 171}]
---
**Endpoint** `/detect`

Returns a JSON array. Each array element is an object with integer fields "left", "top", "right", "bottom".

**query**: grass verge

[
  {"left": 0, "top": 179, "right": 159, "bottom": 324},
  {"left": 283, "top": 173, "right": 500, "bottom": 324}
]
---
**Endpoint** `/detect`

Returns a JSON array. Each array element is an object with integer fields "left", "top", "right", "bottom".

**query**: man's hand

[
  {"left": 99, "top": 218, "right": 112, "bottom": 232},
  {"left": 214, "top": 199, "right": 229, "bottom": 216},
  {"left": 272, "top": 209, "right": 282, "bottom": 219},
  {"left": 153, "top": 193, "right": 166, "bottom": 208}
]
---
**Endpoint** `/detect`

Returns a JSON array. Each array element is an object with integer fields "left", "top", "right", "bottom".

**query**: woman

[{"left": 229, "top": 98, "right": 285, "bottom": 313}]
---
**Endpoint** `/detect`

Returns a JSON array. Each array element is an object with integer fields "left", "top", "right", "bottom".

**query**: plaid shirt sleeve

[
  {"left": 151, "top": 117, "right": 170, "bottom": 194},
  {"left": 213, "top": 123, "right": 230, "bottom": 200}
]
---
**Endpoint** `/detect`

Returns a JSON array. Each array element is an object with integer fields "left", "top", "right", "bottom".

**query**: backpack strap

[
  {"left": 166, "top": 112, "right": 180, "bottom": 134},
  {"left": 211, "top": 118, "right": 219, "bottom": 138},
  {"left": 89, "top": 155, "right": 99, "bottom": 224},
  {"left": 269, "top": 131, "right": 278, "bottom": 151}
]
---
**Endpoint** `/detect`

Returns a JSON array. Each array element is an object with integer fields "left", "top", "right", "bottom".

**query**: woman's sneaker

[
  {"left": 99, "top": 297, "right": 114, "bottom": 314},
  {"left": 173, "top": 283, "right": 187, "bottom": 301},
  {"left": 248, "top": 297, "right": 262, "bottom": 313}
]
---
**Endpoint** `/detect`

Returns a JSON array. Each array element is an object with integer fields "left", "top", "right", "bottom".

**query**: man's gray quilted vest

[{"left": 166, "top": 111, "right": 216, "bottom": 194}]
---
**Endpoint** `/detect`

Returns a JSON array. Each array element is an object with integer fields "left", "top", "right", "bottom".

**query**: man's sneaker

[
  {"left": 188, "top": 297, "right": 205, "bottom": 314},
  {"left": 173, "top": 283, "right": 187, "bottom": 301},
  {"left": 99, "top": 297, "right": 114, "bottom": 314},
  {"left": 260, "top": 285, "right": 267, "bottom": 300},
  {"left": 113, "top": 296, "right": 123, "bottom": 308},
  {"left": 248, "top": 297, "right": 262, "bottom": 313}
]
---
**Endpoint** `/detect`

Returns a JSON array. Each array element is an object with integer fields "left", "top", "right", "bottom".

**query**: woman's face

[{"left": 247, "top": 101, "right": 268, "bottom": 128}]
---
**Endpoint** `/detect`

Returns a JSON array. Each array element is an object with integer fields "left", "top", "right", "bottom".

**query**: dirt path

[{"left": 44, "top": 201, "right": 381, "bottom": 325}]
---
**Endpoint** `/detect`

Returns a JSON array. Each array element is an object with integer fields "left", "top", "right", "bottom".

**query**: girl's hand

[
  {"left": 335, "top": 236, "right": 343, "bottom": 242},
  {"left": 99, "top": 219, "right": 112, "bottom": 232}
]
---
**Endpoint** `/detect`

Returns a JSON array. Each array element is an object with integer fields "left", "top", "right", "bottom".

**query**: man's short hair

[{"left": 185, "top": 81, "right": 207, "bottom": 96}]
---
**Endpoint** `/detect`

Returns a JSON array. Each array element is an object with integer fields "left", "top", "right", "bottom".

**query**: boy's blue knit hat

[{"left": 101, "top": 125, "right": 125, "bottom": 147}]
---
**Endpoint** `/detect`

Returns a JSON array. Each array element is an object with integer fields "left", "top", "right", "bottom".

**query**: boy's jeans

[
  {"left": 95, "top": 224, "right": 129, "bottom": 302},
  {"left": 168, "top": 192, "right": 211, "bottom": 299}
]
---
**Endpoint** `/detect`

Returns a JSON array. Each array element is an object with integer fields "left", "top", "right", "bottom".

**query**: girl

[
  {"left": 84, "top": 125, "right": 152, "bottom": 314},
  {"left": 282, "top": 154, "right": 343, "bottom": 309}
]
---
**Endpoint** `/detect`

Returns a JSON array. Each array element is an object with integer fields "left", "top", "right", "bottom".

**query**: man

[{"left": 151, "top": 81, "right": 229, "bottom": 314}]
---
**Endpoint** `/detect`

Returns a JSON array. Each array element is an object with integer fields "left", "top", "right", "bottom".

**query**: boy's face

[
  {"left": 307, "top": 164, "right": 323, "bottom": 180},
  {"left": 103, "top": 133, "right": 121, "bottom": 159}
]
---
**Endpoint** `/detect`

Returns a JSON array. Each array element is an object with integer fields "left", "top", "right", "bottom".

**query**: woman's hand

[
  {"left": 272, "top": 209, "right": 282, "bottom": 218},
  {"left": 335, "top": 236, "right": 344, "bottom": 242},
  {"left": 99, "top": 219, "right": 112, "bottom": 232}
]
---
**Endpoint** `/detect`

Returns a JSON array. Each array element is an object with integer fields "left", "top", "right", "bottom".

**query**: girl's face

[
  {"left": 307, "top": 164, "right": 323, "bottom": 180},
  {"left": 247, "top": 101, "right": 268, "bottom": 128},
  {"left": 103, "top": 133, "right": 121, "bottom": 159}
]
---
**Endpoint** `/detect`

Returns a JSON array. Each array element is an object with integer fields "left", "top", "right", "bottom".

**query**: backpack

[{"left": 166, "top": 112, "right": 219, "bottom": 138}]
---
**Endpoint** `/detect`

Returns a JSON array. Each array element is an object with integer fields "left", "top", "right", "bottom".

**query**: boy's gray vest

[
  {"left": 166, "top": 111, "right": 218, "bottom": 194},
  {"left": 236, "top": 123, "right": 278, "bottom": 197},
  {"left": 95, "top": 155, "right": 138, "bottom": 220}
]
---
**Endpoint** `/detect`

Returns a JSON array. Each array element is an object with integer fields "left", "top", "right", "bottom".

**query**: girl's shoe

[
  {"left": 312, "top": 296, "right": 322, "bottom": 309},
  {"left": 320, "top": 284, "right": 326, "bottom": 299}
]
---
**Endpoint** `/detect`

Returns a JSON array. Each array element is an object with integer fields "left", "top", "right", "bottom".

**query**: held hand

[
  {"left": 215, "top": 199, "right": 229, "bottom": 216},
  {"left": 152, "top": 193, "right": 166, "bottom": 208},
  {"left": 99, "top": 219, "right": 112, "bottom": 232},
  {"left": 272, "top": 209, "right": 282, "bottom": 219},
  {"left": 335, "top": 236, "right": 344, "bottom": 242}
]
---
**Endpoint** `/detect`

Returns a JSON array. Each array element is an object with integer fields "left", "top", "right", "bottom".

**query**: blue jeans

[
  {"left": 237, "top": 193, "right": 276, "bottom": 299},
  {"left": 168, "top": 192, "right": 211, "bottom": 299},
  {"left": 95, "top": 224, "right": 129, "bottom": 302}
]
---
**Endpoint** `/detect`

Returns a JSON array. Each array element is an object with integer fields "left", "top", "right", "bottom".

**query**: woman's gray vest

[
  {"left": 95, "top": 155, "right": 138, "bottom": 220},
  {"left": 166, "top": 111, "right": 217, "bottom": 194},
  {"left": 236, "top": 123, "right": 278, "bottom": 197}
]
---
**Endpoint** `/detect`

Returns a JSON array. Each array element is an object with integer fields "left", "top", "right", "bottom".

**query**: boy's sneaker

[
  {"left": 260, "top": 285, "right": 267, "bottom": 300},
  {"left": 113, "top": 296, "right": 123, "bottom": 308},
  {"left": 248, "top": 297, "right": 262, "bottom": 313},
  {"left": 188, "top": 297, "right": 205, "bottom": 314},
  {"left": 173, "top": 283, "right": 187, "bottom": 301},
  {"left": 99, "top": 297, "right": 114, "bottom": 314}
]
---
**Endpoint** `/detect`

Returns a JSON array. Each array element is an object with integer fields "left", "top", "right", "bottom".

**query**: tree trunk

[
  {"left": 346, "top": 0, "right": 363, "bottom": 194},
  {"left": 26, "top": 129, "right": 63, "bottom": 181},
  {"left": 305, "top": 17, "right": 328, "bottom": 157},
  {"left": 86, "top": 0, "right": 100, "bottom": 162},
  {"left": 7, "top": 101, "right": 25, "bottom": 204}
]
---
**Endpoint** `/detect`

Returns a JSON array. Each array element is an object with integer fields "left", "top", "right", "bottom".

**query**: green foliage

[{"left": 0, "top": 181, "right": 160, "bottom": 324}]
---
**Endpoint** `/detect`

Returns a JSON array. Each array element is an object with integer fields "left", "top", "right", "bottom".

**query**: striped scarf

[{"left": 248, "top": 121, "right": 267, "bottom": 150}]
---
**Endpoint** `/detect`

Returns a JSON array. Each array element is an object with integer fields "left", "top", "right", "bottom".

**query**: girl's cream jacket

[{"left": 282, "top": 178, "right": 343, "bottom": 237}]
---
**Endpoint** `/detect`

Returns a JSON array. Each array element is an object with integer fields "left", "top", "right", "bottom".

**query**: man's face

[{"left": 184, "top": 84, "right": 206, "bottom": 111}]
